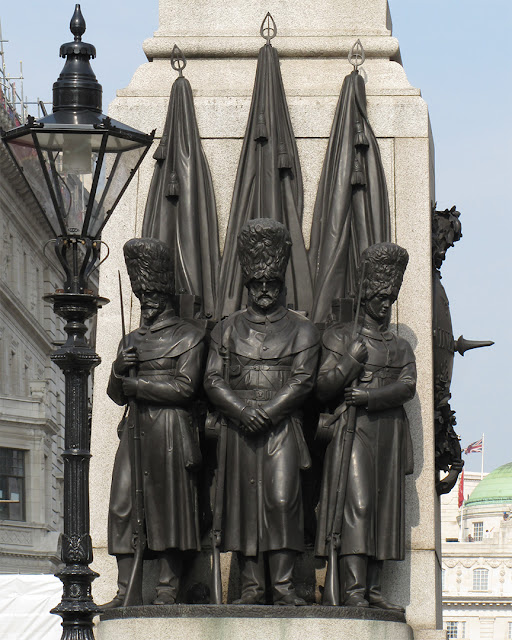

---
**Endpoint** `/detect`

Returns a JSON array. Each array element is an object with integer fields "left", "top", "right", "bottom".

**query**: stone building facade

[
  {"left": 441, "top": 465, "right": 512, "bottom": 639},
  {"left": 0, "top": 103, "right": 66, "bottom": 573}
]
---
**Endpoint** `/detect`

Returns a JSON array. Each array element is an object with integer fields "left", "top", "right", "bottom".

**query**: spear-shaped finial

[
  {"left": 171, "top": 44, "right": 187, "bottom": 77},
  {"left": 348, "top": 39, "right": 365, "bottom": 71},
  {"left": 260, "top": 12, "right": 277, "bottom": 45},
  {"left": 70, "top": 4, "right": 86, "bottom": 42}
]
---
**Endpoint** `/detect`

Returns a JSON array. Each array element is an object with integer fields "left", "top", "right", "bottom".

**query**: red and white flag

[
  {"left": 464, "top": 438, "right": 483, "bottom": 454},
  {"left": 458, "top": 470, "right": 465, "bottom": 508}
]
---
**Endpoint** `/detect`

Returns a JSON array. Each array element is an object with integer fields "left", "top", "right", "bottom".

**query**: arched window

[{"left": 473, "top": 568, "right": 489, "bottom": 591}]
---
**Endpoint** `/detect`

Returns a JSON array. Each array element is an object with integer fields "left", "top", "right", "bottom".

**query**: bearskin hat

[
  {"left": 123, "top": 238, "right": 173, "bottom": 299},
  {"left": 357, "top": 242, "right": 409, "bottom": 302},
  {"left": 237, "top": 219, "right": 292, "bottom": 284}
]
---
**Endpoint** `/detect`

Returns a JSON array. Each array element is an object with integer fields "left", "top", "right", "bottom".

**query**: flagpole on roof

[{"left": 481, "top": 433, "right": 485, "bottom": 480}]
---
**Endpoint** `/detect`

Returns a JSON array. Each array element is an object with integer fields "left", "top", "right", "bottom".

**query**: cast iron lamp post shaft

[{"left": 47, "top": 293, "right": 107, "bottom": 639}]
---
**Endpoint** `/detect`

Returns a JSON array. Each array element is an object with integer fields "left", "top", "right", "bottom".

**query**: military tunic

[
  {"left": 204, "top": 306, "right": 320, "bottom": 556},
  {"left": 107, "top": 310, "right": 205, "bottom": 555},
  {"left": 315, "top": 317, "right": 416, "bottom": 561}
]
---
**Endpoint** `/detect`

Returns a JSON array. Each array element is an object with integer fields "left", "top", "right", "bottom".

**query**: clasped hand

[
  {"left": 347, "top": 339, "right": 368, "bottom": 363},
  {"left": 114, "top": 347, "right": 139, "bottom": 397},
  {"left": 240, "top": 405, "right": 272, "bottom": 435},
  {"left": 114, "top": 346, "right": 138, "bottom": 376},
  {"left": 344, "top": 387, "right": 369, "bottom": 407}
]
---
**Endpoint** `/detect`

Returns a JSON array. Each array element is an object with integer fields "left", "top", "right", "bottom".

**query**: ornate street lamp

[{"left": 1, "top": 5, "right": 154, "bottom": 640}]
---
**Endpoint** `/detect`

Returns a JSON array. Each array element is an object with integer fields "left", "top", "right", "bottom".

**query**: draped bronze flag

[
  {"left": 309, "top": 70, "right": 391, "bottom": 323},
  {"left": 142, "top": 51, "right": 219, "bottom": 319},
  {"left": 217, "top": 38, "right": 312, "bottom": 319}
]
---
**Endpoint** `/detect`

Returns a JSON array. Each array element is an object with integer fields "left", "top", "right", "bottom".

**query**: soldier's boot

[
  {"left": 342, "top": 554, "right": 369, "bottom": 607},
  {"left": 99, "top": 554, "right": 133, "bottom": 610},
  {"left": 233, "top": 553, "right": 266, "bottom": 605},
  {"left": 153, "top": 549, "right": 182, "bottom": 605},
  {"left": 367, "top": 558, "right": 404, "bottom": 613},
  {"left": 269, "top": 549, "right": 306, "bottom": 606}
]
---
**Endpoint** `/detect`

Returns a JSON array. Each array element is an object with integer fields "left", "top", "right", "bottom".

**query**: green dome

[{"left": 466, "top": 462, "right": 512, "bottom": 506}]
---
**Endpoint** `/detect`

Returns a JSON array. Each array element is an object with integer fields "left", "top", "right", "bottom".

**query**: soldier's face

[
  {"left": 365, "top": 287, "right": 396, "bottom": 323},
  {"left": 140, "top": 291, "right": 168, "bottom": 324},
  {"left": 248, "top": 278, "right": 282, "bottom": 311}
]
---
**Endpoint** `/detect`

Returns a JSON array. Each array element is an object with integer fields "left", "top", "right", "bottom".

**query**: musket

[
  {"left": 118, "top": 271, "right": 147, "bottom": 606},
  {"left": 210, "top": 322, "right": 231, "bottom": 604},
  {"left": 323, "top": 263, "right": 366, "bottom": 606}
]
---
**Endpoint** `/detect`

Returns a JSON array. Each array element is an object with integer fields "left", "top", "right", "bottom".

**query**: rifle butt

[
  {"left": 123, "top": 547, "right": 144, "bottom": 606},
  {"left": 210, "top": 543, "right": 222, "bottom": 604},
  {"left": 322, "top": 541, "right": 340, "bottom": 606}
]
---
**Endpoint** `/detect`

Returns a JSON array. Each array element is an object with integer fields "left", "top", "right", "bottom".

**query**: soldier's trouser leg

[
  {"left": 153, "top": 549, "right": 182, "bottom": 605},
  {"left": 99, "top": 554, "right": 133, "bottom": 609},
  {"left": 366, "top": 558, "right": 404, "bottom": 613},
  {"left": 268, "top": 549, "right": 306, "bottom": 606},
  {"left": 341, "top": 554, "right": 369, "bottom": 607},
  {"left": 234, "top": 553, "right": 265, "bottom": 604}
]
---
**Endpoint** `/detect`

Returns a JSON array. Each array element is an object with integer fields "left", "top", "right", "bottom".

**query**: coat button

[
  {"left": 262, "top": 346, "right": 268, "bottom": 351},
  {"left": 144, "top": 471, "right": 148, "bottom": 476},
  {"left": 250, "top": 478, "right": 255, "bottom": 484}
]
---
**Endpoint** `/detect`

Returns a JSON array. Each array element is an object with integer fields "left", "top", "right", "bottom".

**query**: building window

[
  {"left": 473, "top": 568, "right": 489, "bottom": 591},
  {"left": 508, "top": 621, "right": 512, "bottom": 639},
  {"left": 473, "top": 521, "right": 483, "bottom": 541},
  {"left": 0, "top": 448, "right": 25, "bottom": 521},
  {"left": 446, "top": 621, "right": 465, "bottom": 639}
]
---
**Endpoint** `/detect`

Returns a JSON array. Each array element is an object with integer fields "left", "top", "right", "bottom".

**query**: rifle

[
  {"left": 322, "top": 264, "right": 366, "bottom": 606},
  {"left": 210, "top": 322, "right": 231, "bottom": 604},
  {"left": 118, "top": 271, "right": 147, "bottom": 606}
]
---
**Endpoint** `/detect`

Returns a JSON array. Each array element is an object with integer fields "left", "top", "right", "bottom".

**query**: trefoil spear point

[
  {"left": 348, "top": 39, "right": 365, "bottom": 71},
  {"left": 171, "top": 44, "right": 187, "bottom": 77},
  {"left": 260, "top": 12, "right": 277, "bottom": 45}
]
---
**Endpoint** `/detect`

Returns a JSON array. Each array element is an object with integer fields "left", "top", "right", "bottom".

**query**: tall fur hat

[
  {"left": 123, "top": 238, "right": 173, "bottom": 299},
  {"left": 237, "top": 218, "right": 292, "bottom": 284},
  {"left": 357, "top": 242, "right": 409, "bottom": 302}
]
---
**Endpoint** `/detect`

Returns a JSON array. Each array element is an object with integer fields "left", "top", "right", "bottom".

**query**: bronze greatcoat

[
  {"left": 204, "top": 306, "right": 320, "bottom": 557},
  {"left": 107, "top": 310, "right": 205, "bottom": 555},
  {"left": 315, "top": 318, "right": 416, "bottom": 561}
]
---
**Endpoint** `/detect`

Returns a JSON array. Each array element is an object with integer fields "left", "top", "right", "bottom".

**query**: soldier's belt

[
  {"left": 241, "top": 364, "right": 291, "bottom": 371},
  {"left": 138, "top": 369, "right": 176, "bottom": 376},
  {"left": 360, "top": 365, "right": 401, "bottom": 382},
  {"left": 236, "top": 389, "right": 275, "bottom": 401},
  {"left": 230, "top": 363, "right": 292, "bottom": 378}
]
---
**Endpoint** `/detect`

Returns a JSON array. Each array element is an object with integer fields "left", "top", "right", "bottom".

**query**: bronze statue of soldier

[
  {"left": 315, "top": 242, "right": 416, "bottom": 612},
  {"left": 204, "top": 219, "right": 320, "bottom": 605},
  {"left": 103, "top": 238, "right": 205, "bottom": 607}
]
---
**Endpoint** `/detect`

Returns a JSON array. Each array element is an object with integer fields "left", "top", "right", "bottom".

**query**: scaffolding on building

[{"left": 0, "top": 19, "right": 49, "bottom": 127}]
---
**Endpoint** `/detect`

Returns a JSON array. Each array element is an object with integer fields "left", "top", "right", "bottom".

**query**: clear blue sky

[{"left": 1, "top": 2, "right": 510, "bottom": 473}]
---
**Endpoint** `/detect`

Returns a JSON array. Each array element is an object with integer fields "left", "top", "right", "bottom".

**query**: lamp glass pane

[
  {"left": 86, "top": 144, "right": 147, "bottom": 238},
  {"left": 7, "top": 132, "right": 147, "bottom": 237}
]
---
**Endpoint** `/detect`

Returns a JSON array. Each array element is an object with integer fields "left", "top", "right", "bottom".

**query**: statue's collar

[
  {"left": 138, "top": 309, "right": 180, "bottom": 333},
  {"left": 358, "top": 315, "right": 393, "bottom": 341},
  {"left": 244, "top": 305, "right": 288, "bottom": 324}
]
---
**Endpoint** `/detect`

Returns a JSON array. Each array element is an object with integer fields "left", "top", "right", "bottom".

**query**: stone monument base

[{"left": 96, "top": 605, "right": 413, "bottom": 640}]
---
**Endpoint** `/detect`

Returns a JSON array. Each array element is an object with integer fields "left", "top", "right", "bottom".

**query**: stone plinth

[
  {"left": 90, "top": 1, "right": 441, "bottom": 637},
  {"left": 96, "top": 605, "right": 413, "bottom": 640}
]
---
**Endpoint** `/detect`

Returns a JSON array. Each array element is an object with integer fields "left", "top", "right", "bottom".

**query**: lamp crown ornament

[
  {"left": 55, "top": 4, "right": 101, "bottom": 113},
  {"left": 70, "top": 4, "right": 87, "bottom": 41}
]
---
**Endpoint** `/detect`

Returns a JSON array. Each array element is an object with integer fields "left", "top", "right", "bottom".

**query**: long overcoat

[
  {"left": 204, "top": 306, "right": 319, "bottom": 557},
  {"left": 314, "top": 317, "right": 416, "bottom": 561},
  {"left": 107, "top": 310, "right": 205, "bottom": 555}
]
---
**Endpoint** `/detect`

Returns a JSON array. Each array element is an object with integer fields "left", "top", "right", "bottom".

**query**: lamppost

[{"left": 1, "top": 5, "right": 154, "bottom": 639}]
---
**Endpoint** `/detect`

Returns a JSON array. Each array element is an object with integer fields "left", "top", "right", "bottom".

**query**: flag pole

[
  {"left": 481, "top": 433, "right": 485, "bottom": 480},
  {"left": 459, "top": 504, "right": 464, "bottom": 542}
]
